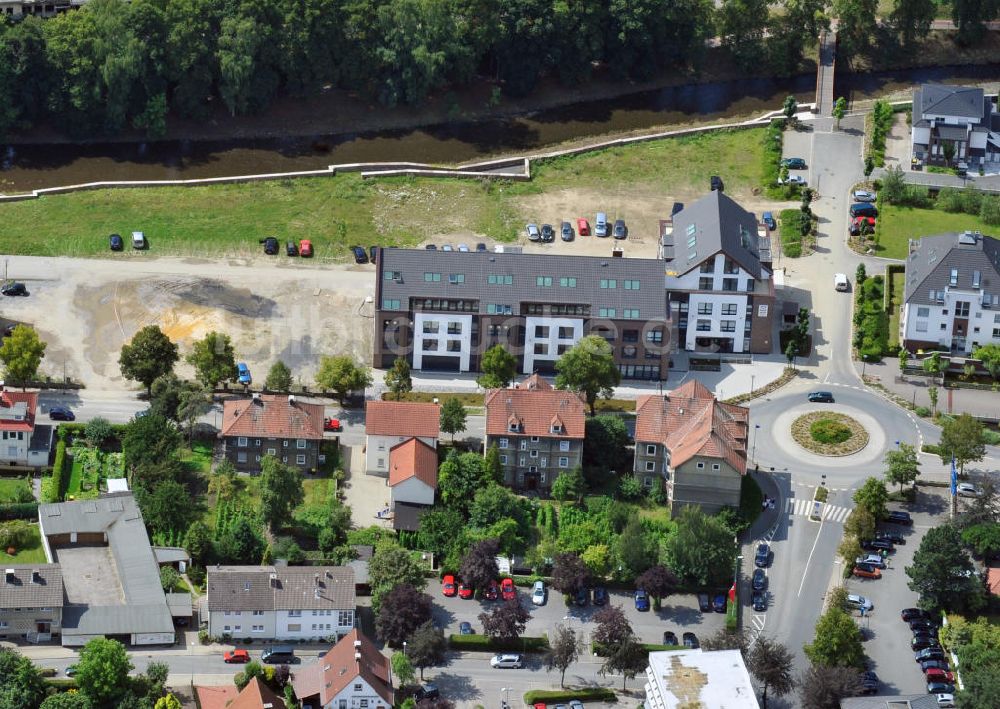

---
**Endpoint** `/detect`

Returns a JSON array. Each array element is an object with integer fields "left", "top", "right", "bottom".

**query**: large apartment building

[
  {"left": 374, "top": 249, "right": 670, "bottom": 380},
  {"left": 661, "top": 191, "right": 775, "bottom": 354}
]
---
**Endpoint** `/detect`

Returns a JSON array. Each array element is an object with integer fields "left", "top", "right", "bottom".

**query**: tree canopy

[
  {"left": 664, "top": 505, "right": 736, "bottom": 587},
  {"left": 315, "top": 354, "right": 372, "bottom": 402},
  {"left": 259, "top": 455, "right": 305, "bottom": 531},
  {"left": 75, "top": 638, "right": 133, "bottom": 707},
  {"left": 384, "top": 357, "right": 412, "bottom": 400},
  {"left": 185, "top": 331, "right": 237, "bottom": 388},
  {"left": 118, "top": 325, "right": 179, "bottom": 394},
  {"left": 439, "top": 398, "right": 467, "bottom": 440},
  {"left": 375, "top": 583, "right": 433, "bottom": 648},
  {"left": 555, "top": 335, "right": 621, "bottom": 415},
  {"left": 264, "top": 360, "right": 293, "bottom": 391},
  {"left": 0, "top": 325, "right": 46, "bottom": 385},
  {"left": 477, "top": 344, "right": 517, "bottom": 389},
  {"left": 906, "top": 523, "right": 984, "bottom": 613},
  {"left": 938, "top": 413, "right": 986, "bottom": 475}
]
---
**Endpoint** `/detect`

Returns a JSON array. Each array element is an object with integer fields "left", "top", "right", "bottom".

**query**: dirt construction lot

[{"left": 1, "top": 255, "right": 376, "bottom": 391}]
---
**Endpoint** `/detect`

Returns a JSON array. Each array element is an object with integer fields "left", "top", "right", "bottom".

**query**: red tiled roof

[
  {"left": 634, "top": 380, "right": 749, "bottom": 474},
  {"left": 484, "top": 381, "right": 586, "bottom": 439},
  {"left": 195, "top": 685, "right": 239, "bottom": 709},
  {"left": 365, "top": 401, "right": 440, "bottom": 438},
  {"left": 228, "top": 677, "right": 286, "bottom": 709},
  {"left": 291, "top": 629, "right": 392, "bottom": 706},
  {"left": 0, "top": 390, "right": 36, "bottom": 432},
  {"left": 517, "top": 374, "right": 553, "bottom": 391},
  {"left": 389, "top": 438, "right": 438, "bottom": 489},
  {"left": 988, "top": 567, "right": 1000, "bottom": 596},
  {"left": 221, "top": 395, "right": 324, "bottom": 440}
]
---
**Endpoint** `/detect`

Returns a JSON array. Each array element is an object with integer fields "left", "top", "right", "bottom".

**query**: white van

[
  {"left": 834, "top": 273, "right": 848, "bottom": 291},
  {"left": 595, "top": 212, "right": 608, "bottom": 237},
  {"left": 131, "top": 231, "right": 146, "bottom": 250}
]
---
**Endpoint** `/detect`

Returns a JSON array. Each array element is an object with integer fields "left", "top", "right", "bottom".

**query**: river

[{"left": 1, "top": 64, "right": 998, "bottom": 194}]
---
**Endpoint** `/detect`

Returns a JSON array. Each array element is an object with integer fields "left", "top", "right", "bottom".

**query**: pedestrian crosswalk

[{"left": 786, "top": 498, "right": 852, "bottom": 523}]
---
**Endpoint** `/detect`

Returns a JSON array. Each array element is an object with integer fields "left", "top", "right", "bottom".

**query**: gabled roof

[
  {"left": 195, "top": 685, "right": 240, "bottom": 709},
  {"left": 388, "top": 437, "right": 438, "bottom": 488},
  {"left": 0, "top": 390, "right": 36, "bottom": 432},
  {"left": 206, "top": 565, "right": 355, "bottom": 612},
  {"left": 0, "top": 565, "right": 63, "bottom": 608},
  {"left": 221, "top": 395, "right": 324, "bottom": 440},
  {"left": 228, "top": 677, "right": 287, "bottom": 709},
  {"left": 484, "top": 376, "right": 586, "bottom": 439},
  {"left": 915, "top": 83, "right": 987, "bottom": 121},
  {"left": 291, "top": 629, "right": 393, "bottom": 706},
  {"left": 667, "top": 191, "right": 766, "bottom": 279},
  {"left": 634, "top": 380, "right": 749, "bottom": 474},
  {"left": 365, "top": 401, "right": 440, "bottom": 438},
  {"left": 903, "top": 231, "right": 1000, "bottom": 307}
]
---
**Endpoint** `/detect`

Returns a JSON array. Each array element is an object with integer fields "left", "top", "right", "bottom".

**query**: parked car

[
  {"left": 698, "top": 593, "right": 712, "bottom": 612},
  {"left": 663, "top": 631, "right": 678, "bottom": 646},
  {"left": 490, "top": 653, "right": 523, "bottom": 669},
  {"left": 574, "top": 587, "right": 588, "bottom": 606},
  {"left": 634, "top": 589, "right": 650, "bottom": 612},
  {"left": 237, "top": 362, "right": 252, "bottom": 385},
  {"left": 861, "top": 671, "right": 879, "bottom": 695},
  {"left": 595, "top": 212, "right": 608, "bottom": 237},
  {"left": 323, "top": 418, "right": 342, "bottom": 432},
  {"left": 415, "top": 684, "right": 440, "bottom": 700},
  {"left": 853, "top": 189, "right": 877, "bottom": 202},
  {"left": 779, "top": 174, "right": 807, "bottom": 185},
  {"left": 300, "top": 240, "right": 313, "bottom": 257},
  {"left": 762, "top": 211, "right": 776, "bottom": 230},
  {"left": 484, "top": 581, "right": 499, "bottom": 601},
  {"left": 915, "top": 647, "right": 946, "bottom": 662},
  {"left": 476, "top": 242, "right": 488, "bottom": 252},
  {"left": 855, "top": 553, "right": 887, "bottom": 569},
  {"left": 131, "top": 231, "right": 146, "bottom": 249},
  {"left": 612, "top": 219, "right": 627, "bottom": 239},
  {"left": 849, "top": 216, "right": 876, "bottom": 236},
  {"left": 592, "top": 586, "right": 607, "bottom": 606},
  {"left": 807, "top": 391, "right": 834, "bottom": 403},
  {"left": 927, "top": 682, "right": 955, "bottom": 695},
  {"left": 834, "top": 273, "right": 849, "bottom": 291},
  {"left": 1, "top": 282, "right": 27, "bottom": 296},
  {"left": 936, "top": 694, "right": 955, "bottom": 708},
  {"left": 752, "top": 568, "right": 767, "bottom": 591},
  {"left": 457, "top": 243, "right": 470, "bottom": 252},
  {"left": 286, "top": 241, "right": 298, "bottom": 256},
  {"left": 910, "top": 618, "right": 938, "bottom": 632},
  {"left": 441, "top": 244, "right": 453, "bottom": 251},
  {"left": 876, "top": 531, "right": 905, "bottom": 545},
  {"left": 755, "top": 544, "right": 771, "bottom": 568},
  {"left": 224, "top": 649, "right": 251, "bottom": 664},
  {"left": 925, "top": 668, "right": 955, "bottom": 683},
  {"left": 846, "top": 594, "right": 873, "bottom": 612},
  {"left": 540, "top": 224, "right": 555, "bottom": 242},
  {"left": 682, "top": 632, "right": 699, "bottom": 648},
  {"left": 458, "top": 581, "right": 474, "bottom": 599},
  {"left": 351, "top": 245, "right": 369, "bottom": 264},
  {"left": 442, "top": 575, "right": 457, "bottom": 597},
  {"left": 501, "top": 578, "right": 516, "bottom": 601},
  {"left": 109, "top": 233, "right": 124, "bottom": 251},
  {"left": 577, "top": 218, "right": 590, "bottom": 236},
  {"left": 752, "top": 590, "right": 767, "bottom": 612},
  {"left": 560, "top": 221, "right": 574, "bottom": 241},
  {"left": 459, "top": 621, "right": 474, "bottom": 635},
  {"left": 860, "top": 539, "right": 894, "bottom": 552},
  {"left": 853, "top": 564, "right": 882, "bottom": 579},
  {"left": 911, "top": 636, "right": 940, "bottom": 651},
  {"left": 48, "top": 406, "right": 75, "bottom": 422},
  {"left": 64, "top": 664, "right": 78, "bottom": 676},
  {"left": 425, "top": 244, "right": 437, "bottom": 250},
  {"left": 531, "top": 580, "right": 546, "bottom": 605},
  {"left": 957, "top": 482, "right": 980, "bottom": 497},
  {"left": 712, "top": 594, "right": 727, "bottom": 613},
  {"left": 710, "top": 175, "right": 724, "bottom": 192},
  {"left": 849, "top": 203, "right": 878, "bottom": 218},
  {"left": 887, "top": 510, "right": 913, "bottom": 526},
  {"left": 920, "top": 659, "right": 950, "bottom": 672},
  {"left": 262, "top": 236, "right": 279, "bottom": 255},
  {"left": 782, "top": 157, "right": 807, "bottom": 169}
]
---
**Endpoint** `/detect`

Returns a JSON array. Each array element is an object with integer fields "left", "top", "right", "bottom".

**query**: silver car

[
  {"left": 531, "top": 580, "right": 546, "bottom": 605},
  {"left": 526, "top": 223, "right": 540, "bottom": 241},
  {"left": 853, "top": 190, "right": 877, "bottom": 202}
]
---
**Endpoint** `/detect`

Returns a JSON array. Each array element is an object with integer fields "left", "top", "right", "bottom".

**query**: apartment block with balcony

[{"left": 911, "top": 84, "right": 1000, "bottom": 169}]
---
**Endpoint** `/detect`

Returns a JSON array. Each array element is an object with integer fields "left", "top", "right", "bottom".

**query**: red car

[
  {"left": 576, "top": 218, "right": 590, "bottom": 236},
  {"left": 852, "top": 565, "right": 881, "bottom": 579},
  {"left": 299, "top": 239, "right": 313, "bottom": 257},
  {"left": 458, "top": 581, "right": 474, "bottom": 599},
  {"left": 323, "top": 417, "right": 341, "bottom": 432},
  {"left": 501, "top": 578, "right": 516, "bottom": 601},
  {"left": 223, "top": 649, "right": 250, "bottom": 663},
  {"left": 484, "top": 581, "right": 499, "bottom": 601},
  {"left": 924, "top": 668, "right": 955, "bottom": 683},
  {"left": 442, "top": 574, "right": 457, "bottom": 597}
]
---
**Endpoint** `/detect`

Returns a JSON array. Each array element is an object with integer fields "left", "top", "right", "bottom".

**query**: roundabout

[{"left": 790, "top": 410, "right": 869, "bottom": 456}]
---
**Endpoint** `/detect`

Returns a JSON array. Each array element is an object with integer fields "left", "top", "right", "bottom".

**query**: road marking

[
  {"left": 786, "top": 498, "right": 852, "bottom": 523},
  {"left": 798, "top": 515, "right": 826, "bottom": 598}
]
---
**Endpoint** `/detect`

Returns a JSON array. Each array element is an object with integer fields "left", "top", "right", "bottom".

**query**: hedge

[
  {"left": 591, "top": 641, "right": 679, "bottom": 656},
  {"left": 867, "top": 99, "right": 894, "bottom": 167},
  {"left": 0, "top": 502, "right": 39, "bottom": 520},
  {"left": 448, "top": 633, "right": 549, "bottom": 653},
  {"left": 46, "top": 440, "right": 68, "bottom": 503},
  {"left": 523, "top": 689, "right": 617, "bottom": 704},
  {"left": 57, "top": 422, "right": 128, "bottom": 439}
]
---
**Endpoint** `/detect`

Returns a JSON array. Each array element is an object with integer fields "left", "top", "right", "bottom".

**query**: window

[
  {"left": 487, "top": 304, "right": 512, "bottom": 315},
  {"left": 519, "top": 439, "right": 527, "bottom": 448},
  {"left": 536, "top": 276, "right": 553, "bottom": 287},
  {"left": 382, "top": 298, "right": 400, "bottom": 310},
  {"left": 647, "top": 330, "right": 663, "bottom": 343},
  {"left": 950, "top": 268, "right": 958, "bottom": 286},
  {"left": 533, "top": 343, "right": 547, "bottom": 354},
  {"left": 696, "top": 462, "right": 705, "bottom": 469},
  {"left": 540, "top": 457, "right": 547, "bottom": 467},
  {"left": 722, "top": 278, "right": 739, "bottom": 291},
  {"left": 697, "top": 302, "right": 712, "bottom": 315},
  {"left": 530, "top": 450, "right": 538, "bottom": 458},
  {"left": 488, "top": 274, "right": 513, "bottom": 285},
  {"left": 558, "top": 457, "right": 569, "bottom": 468},
  {"left": 500, "top": 455, "right": 508, "bottom": 464},
  {"left": 267, "top": 448, "right": 276, "bottom": 456},
  {"left": 519, "top": 456, "right": 526, "bottom": 466},
  {"left": 721, "top": 320, "right": 736, "bottom": 332},
  {"left": 623, "top": 329, "right": 639, "bottom": 343},
  {"left": 646, "top": 461, "right": 656, "bottom": 472},
  {"left": 696, "top": 319, "right": 712, "bottom": 331},
  {"left": 422, "top": 340, "right": 436, "bottom": 351},
  {"left": 424, "top": 272, "right": 441, "bottom": 282},
  {"left": 624, "top": 280, "right": 640, "bottom": 290},
  {"left": 646, "top": 444, "right": 656, "bottom": 455},
  {"left": 722, "top": 303, "right": 738, "bottom": 315},
  {"left": 288, "top": 610, "right": 301, "bottom": 617},
  {"left": 994, "top": 328, "right": 1000, "bottom": 337},
  {"left": 723, "top": 258, "right": 740, "bottom": 274},
  {"left": 377, "top": 458, "right": 385, "bottom": 468},
  {"left": 252, "top": 625, "right": 264, "bottom": 632},
  {"left": 499, "top": 438, "right": 509, "bottom": 449},
  {"left": 917, "top": 306, "right": 930, "bottom": 317},
  {"left": 559, "top": 277, "right": 577, "bottom": 287},
  {"left": 915, "top": 322, "right": 928, "bottom": 332},
  {"left": 447, "top": 322, "right": 462, "bottom": 334},
  {"left": 255, "top": 455, "right": 261, "bottom": 462},
  {"left": 448, "top": 273, "right": 465, "bottom": 284},
  {"left": 558, "top": 326, "right": 574, "bottom": 339},
  {"left": 712, "top": 463, "right": 721, "bottom": 471},
  {"left": 956, "top": 301, "right": 970, "bottom": 317},
  {"left": 237, "top": 452, "right": 247, "bottom": 463},
  {"left": 297, "top": 439, "right": 306, "bottom": 449},
  {"left": 620, "top": 308, "right": 638, "bottom": 319},
  {"left": 941, "top": 324, "right": 947, "bottom": 330},
  {"left": 530, "top": 436, "right": 540, "bottom": 443},
  {"left": 700, "top": 261, "right": 715, "bottom": 273},
  {"left": 422, "top": 321, "right": 439, "bottom": 334},
  {"left": 699, "top": 277, "right": 714, "bottom": 290},
  {"left": 600, "top": 279, "right": 617, "bottom": 289},
  {"left": 599, "top": 308, "right": 617, "bottom": 318},
  {"left": 559, "top": 441, "right": 570, "bottom": 452},
  {"left": 535, "top": 325, "right": 549, "bottom": 338},
  {"left": 338, "top": 610, "right": 353, "bottom": 626},
  {"left": 237, "top": 437, "right": 248, "bottom": 447}
]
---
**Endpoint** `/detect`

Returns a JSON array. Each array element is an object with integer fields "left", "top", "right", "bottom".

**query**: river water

[{"left": 1, "top": 64, "right": 997, "bottom": 194}]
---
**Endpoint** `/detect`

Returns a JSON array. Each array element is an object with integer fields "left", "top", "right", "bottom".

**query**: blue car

[
  {"left": 634, "top": 589, "right": 650, "bottom": 611},
  {"left": 713, "top": 594, "right": 727, "bottom": 613},
  {"left": 762, "top": 211, "right": 776, "bottom": 230},
  {"left": 237, "top": 362, "right": 252, "bottom": 385}
]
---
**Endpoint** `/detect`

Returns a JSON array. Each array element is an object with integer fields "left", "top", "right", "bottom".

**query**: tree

[
  {"left": 0, "top": 648, "right": 47, "bottom": 709},
  {"left": 782, "top": 95, "right": 798, "bottom": 119},
  {"left": 890, "top": 0, "right": 935, "bottom": 47},
  {"left": 233, "top": 660, "right": 264, "bottom": 691},
  {"left": 483, "top": 444, "right": 503, "bottom": 484},
  {"left": 183, "top": 521, "right": 212, "bottom": 563},
  {"left": 583, "top": 414, "right": 631, "bottom": 475},
  {"left": 407, "top": 620, "right": 447, "bottom": 680},
  {"left": 600, "top": 635, "right": 647, "bottom": 690},
  {"left": 615, "top": 517, "right": 656, "bottom": 579},
  {"left": 884, "top": 443, "right": 920, "bottom": 492},
  {"left": 898, "top": 348, "right": 910, "bottom": 374},
  {"left": 185, "top": 331, "right": 237, "bottom": 388},
  {"left": 803, "top": 605, "right": 865, "bottom": 668},
  {"left": 832, "top": 97, "right": 847, "bottom": 129},
  {"left": 459, "top": 538, "right": 500, "bottom": 591},
  {"left": 718, "top": 0, "right": 770, "bottom": 67},
  {"left": 939, "top": 413, "right": 987, "bottom": 476},
  {"left": 259, "top": 455, "right": 304, "bottom": 531},
  {"left": 84, "top": 417, "right": 114, "bottom": 449},
  {"left": 149, "top": 373, "right": 187, "bottom": 421},
  {"left": 416, "top": 508, "right": 465, "bottom": 557},
  {"left": 264, "top": 360, "right": 293, "bottom": 391},
  {"left": 545, "top": 624, "right": 580, "bottom": 688},
  {"left": 76, "top": 637, "right": 133, "bottom": 707},
  {"left": 747, "top": 636, "right": 795, "bottom": 707},
  {"left": 581, "top": 544, "right": 612, "bottom": 577},
  {"left": 951, "top": 0, "right": 999, "bottom": 45},
  {"left": 700, "top": 628, "right": 748, "bottom": 653},
  {"left": 0, "top": 324, "right": 46, "bottom": 386},
  {"left": 664, "top": 506, "right": 736, "bottom": 587},
  {"left": 218, "top": 517, "right": 264, "bottom": 564},
  {"left": 961, "top": 523, "right": 1000, "bottom": 558},
  {"left": 159, "top": 565, "right": 180, "bottom": 592},
  {"left": 177, "top": 383, "right": 213, "bottom": 444},
  {"left": 635, "top": 565, "right": 678, "bottom": 606},
  {"left": 923, "top": 351, "right": 943, "bottom": 374},
  {"left": 118, "top": 325, "right": 178, "bottom": 395},
  {"left": 437, "top": 450, "right": 491, "bottom": 512},
  {"left": 833, "top": 0, "right": 878, "bottom": 56},
  {"left": 551, "top": 552, "right": 591, "bottom": 595},
  {"left": 592, "top": 605, "right": 633, "bottom": 647},
  {"left": 958, "top": 662, "right": 1000, "bottom": 707},
  {"left": 551, "top": 467, "right": 585, "bottom": 503},
  {"left": 315, "top": 354, "right": 372, "bottom": 403},
  {"left": 479, "top": 598, "right": 530, "bottom": 641},
  {"left": 477, "top": 344, "right": 517, "bottom": 389},
  {"left": 369, "top": 541, "right": 427, "bottom": 609},
  {"left": 390, "top": 652, "right": 415, "bottom": 687},
  {"left": 375, "top": 584, "right": 433, "bottom": 648},
  {"left": 439, "top": 398, "right": 467, "bottom": 441},
  {"left": 554, "top": 335, "right": 620, "bottom": 415},
  {"left": 122, "top": 413, "right": 181, "bottom": 470},
  {"left": 906, "top": 523, "right": 984, "bottom": 612},
  {"left": 154, "top": 696, "right": 182, "bottom": 709},
  {"left": 785, "top": 340, "right": 798, "bottom": 368},
  {"left": 973, "top": 344, "right": 1000, "bottom": 380},
  {"left": 928, "top": 385, "right": 939, "bottom": 413},
  {"left": 798, "top": 664, "right": 863, "bottom": 709},
  {"left": 135, "top": 478, "right": 195, "bottom": 537},
  {"left": 384, "top": 357, "right": 412, "bottom": 400},
  {"left": 852, "top": 477, "right": 888, "bottom": 521}
]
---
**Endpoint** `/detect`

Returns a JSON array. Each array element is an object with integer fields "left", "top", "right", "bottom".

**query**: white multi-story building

[
  {"left": 900, "top": 231, "right": 1000, "bottom": 355},
  {"left": 911, "top": 84, "right": 1000, "bottom": 168},
  {"left": 0, "top": 389, "right": 53, "bottom": 469},
  {"left": 363, "top": 401, "right": 439, "bottom": 476},
  {"left": 206, "top": 566, "right": 355, "bottom": 642}
]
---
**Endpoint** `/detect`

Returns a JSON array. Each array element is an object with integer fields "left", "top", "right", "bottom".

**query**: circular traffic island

[{"left": 791, "top": 411, "right": 870, "bottom": 456}]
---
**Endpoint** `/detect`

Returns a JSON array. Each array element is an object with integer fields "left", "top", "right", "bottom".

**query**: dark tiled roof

[
  {"left": 915, "top": 84, "right": 986, "bottom": 121},
  {"left": 0, "top": 566, "right": 63, "bottom": 608},
  {"left": 228, "top": 677, "right": 287, "bottom": 709},
  {"left": 221, "top": 395, "right": 324, "bottom": 440},
  {"left": 206, "top": 566, "right": 355, "bottom": 612},
  {"left": 903, "top": 232, "right": 1000, "bottom": 306},
  {"left": 668, "top": 191, "right": 766, "bottom": 278}
]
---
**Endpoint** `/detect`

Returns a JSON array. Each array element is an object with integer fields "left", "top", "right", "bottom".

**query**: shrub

[
  {"left": 980, "top": 195, "right": 1000, "bottom": 225},
  {"left": 523, "top": 689, "right": 617, "bottom": 704},
  {"left": 936, "top": 188, "right": 964, "bottom": 213},
  {"left": 922, "top": 443, "right": 942, "bottom": 455},
  {"left": 47, "top": 439, "right": 68, "bottom": 502},
  {"left": 448, "top": 633, "right": 549, "bottom": 653},
  {"left": 810, "top": 419, "right": 852, "bottom": 444},
  {"left": 0, "top": 502, "right": 39, "bottom": 521},
  {"left": 814, "top": 486, "right": 829, "bottom": 503},
  {"left": 914, "top": 406, "right": 932, "bottom": 417},
  {"left": 868, "top": 100, "right": 894, "bottom": 167}
]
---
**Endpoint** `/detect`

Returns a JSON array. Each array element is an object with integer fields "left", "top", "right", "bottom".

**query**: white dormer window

[
  {"left": 551, "top": 424, "right": 562, "bottom": 434},
  {"left": 509, "top": 422, "right": 519, "bottom": 432}
]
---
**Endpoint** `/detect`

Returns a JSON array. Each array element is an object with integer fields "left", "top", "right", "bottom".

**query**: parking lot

[{"left": 782, "top": 126, "right": 813, "bottom": 188}]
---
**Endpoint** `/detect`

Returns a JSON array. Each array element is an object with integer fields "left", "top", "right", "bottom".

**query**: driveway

[{"left": 782, "top": 126, "right": 814, "bottom": 188}]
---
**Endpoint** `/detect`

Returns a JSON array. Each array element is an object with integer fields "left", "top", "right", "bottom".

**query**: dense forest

[{"left": 0, "top": 0, "right": 996, "bottom": 140}]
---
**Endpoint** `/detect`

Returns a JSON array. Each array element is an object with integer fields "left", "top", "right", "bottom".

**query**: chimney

[
  {"left": 288, "top": 395, "right": 296, "bottom": 406},
  {"left": 269, "top": 572, "right": 278, "bottom": 588},
  {"left": 354, "top": 652, "right": 361, "bottom": 661},
  {"left": 32, "top": 569, "right": 41, "bottom": 584},
  {"left": 4, "top": 568, "right": 14, "bottom": 584},
  {"left": 353, "top": 640, "right": 362, "bottom": 648}
]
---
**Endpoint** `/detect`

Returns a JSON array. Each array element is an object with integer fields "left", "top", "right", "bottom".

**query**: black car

[
  {"left": 752, "top": 568, "right": 767, "bottom": 591},
  {"left": 671, "top": 201, "right": 684, "bottom": 217},
  {"left": 286, "top": 241, "right": 298, "bottom": 256},
  {"left": 752, "top": 590, "right": 767, "bottom": 612},
  {"left": 849, "top": 203, "right": 878, "bottom": 219},
  {"left": 920, "top": 659, "right": 950, "bottom": 672},
  {"left": 663, "top": 631, "right": 678, "bottom": 646},
  {"left": 612, "top": 219, "right": 627, "bottom": 239},
  {"left": 861, "top": 671, "right": 879, "bottom": 695},
  {"left": 109, "top": 233, "right": 124, "bottom": 251},
  {"left": 861, "top": 539, "right": 894, "bottom": 552},
  {"left": 425, "top": 244, "right": 437, "bottom": 250},
  {"left": 369, "top": 246, "right": 378, "bottom": 263},
  {"left": 476, "top": 242, "right": 488, "bottom": 252},
  {"left": 807, "top": 391, "right": 834, "bottom": 403},
  {"left": 560, "top": 221, "right": 574, "bottom": 242},
  {"left": 915, "top": 647, "right": 945, "bottom": 662},
  {"left": 682, "top": 632, "right": 699, "bottom": 649},
  {"left": 886, "top": 510, "right": 913, "bottom": 526},
  {"left": 698, "top": 593, "right": 711, "bottom": 612},
  {"left": 592, "top": 587, "right": 608, "bottom": 606},
  {"left": 911, "top": 636, "right": 940, "bottom": 651},
  {"left": 912, "top": 630, "right": 937, "bottom": 642},
  {"left": 540, "top": 224, "right": 555, "bottom": 242},
  {"left": 351, "top": 246, "right": 369, "bottom": 264},
  {"left": 414, "top": 683, "right": 440, "bottom": 700},
  {"left": 927, "top": 682, "right": 955, "bottom": 694},
  {"left": 876, "top": 531, "right": 905, "bottom": 545},
  {"left": 755, "top": 543, "right": 770, "bottom": 568},
  {"left": 574, "top": 587, "right": 588, "bottom": 606},
  {"left": 910, "top": 618, "right": 938, "bottom": 632},
  {"left": 1, "top": 282, "right": 27, "bottom": 297},
  {"left": 48, "top": 406, "right": 75, "bottom": 421},
  {"left": 710, "top": 175, "right": 724, "bottom": 192},
  {"left": 261, "top": 236, "right": 279, "bottom": 255},
  {"left": 901, "top": 608, "right": 928, "bottom": 622}
]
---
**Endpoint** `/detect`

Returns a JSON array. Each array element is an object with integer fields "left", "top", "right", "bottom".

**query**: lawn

[
  {"left": 876, "top": 205, "right": 996, "bottom": 259},
  {"left": 0, "top": 127, "right": 766, "bottom": 259},
  {"left": 0, "top": 523, "right": 47, "bottom": 564},
  {"left": 887, "top": 268, "right": 905, "bottom": 350},
  {"left": 179, "top": 441, "right": 215, "bottom": 476},
  {"left": 0, "top": 476, "right": 32, "bottom": 503}
]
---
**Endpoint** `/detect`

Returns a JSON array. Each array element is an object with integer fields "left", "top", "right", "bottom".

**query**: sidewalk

[{"left": 861, "top": 360, "right": 1000, "bottom": 419}]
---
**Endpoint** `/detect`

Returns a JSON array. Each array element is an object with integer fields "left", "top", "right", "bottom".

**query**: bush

[
  {"left": 922, "top": 443, "right": 942, "bottom": 455},
  {"left": 523, "top": 689, "right": 618, "bottom": 704},
  {"left": 810, "top": 419, "right": 852, "bottom": 444},
  {"left": 0, "top": 502, "right": 39, "bottom": 521},
  {"left": 779, "top": 208, "right": 804, "bottom": 258},
  {"left": 448, "top": 633, "right": 549, "bottom": 653},
  {"left": 814, "top": 486, "right": 829, "bottom": 503},
  {"left": 980, "top": 195, "right": 1000, "bottom": 225},
  {"left": 982, "top": 429, "right": 1000, "bottom": 446},
  {"left": 868, "top": 100, "right": 894, "bottom": 167},
  {"left": 47, "top": 439, "right": 68, "bottom": 502},
  {"left": 914, "top": 406, "right": 932, "bottom": 417}
]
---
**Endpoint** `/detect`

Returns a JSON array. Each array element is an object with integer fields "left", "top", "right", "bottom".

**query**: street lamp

[
  {"left": 749, "top": 374, "right": 755, "bottom": 398},
  {"left": 403, "top": 641, "right": 407, "bottom": 656},
  {"left": 751, "top": 424, "right": 761, "bottom": 468},
  {"left": 501, "top": 687, "right": 511, "bottom": 709}
]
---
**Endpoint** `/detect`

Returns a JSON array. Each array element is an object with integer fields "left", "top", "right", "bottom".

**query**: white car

[
  {"left": 936, "top": 694, "right": 955, "bottom": 708},
  {"left": 490, "top": 653, "right": 523, "bottom": 669},
  {"left": 531, "top": 580, "right": 546, "bottom": 605},
  {"left": 846, "top": 593, "right": 874, "bottom": 612},
  {"left": 957, "top": 482, "right": 980, "bottom": 497},
  {"left": 779, "top": 175, "right": 806, "bottom": 185},
  {"left": 853, "top": 190, "right": 877, "bottom": 202},
  {"left": 834, "top": 273, "right": 849, "bottom": 292}
]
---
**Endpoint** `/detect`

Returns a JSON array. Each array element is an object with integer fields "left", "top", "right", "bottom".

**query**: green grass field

[
  {"left": 877, "top": 206, "right": 996, "bottom": 259},
  {"left": 0, "top": 524, "right": 47, "bottom": 564},
  {"left": 0, "top": 128, "right": 766, "bottom": 259},
  {"left": 0, "top": 476, "right": 32, "bottom": 503}
]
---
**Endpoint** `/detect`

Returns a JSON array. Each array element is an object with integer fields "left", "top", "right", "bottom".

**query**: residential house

[
  {"left": 900, "top": 231, "right": 1000, "bottom": 355},
  {"left": 644, "top": 649, "right": 759, "bottom": 709},
  {"left": 0, "top": 0, "right": 76, "bottom": 18},
  {"left": 911, "top": 83, "right": 1000, "bottom": 168},
  {"left": 291, "top": 628, "right": 393, "bottom": 709},
  {"left": 662, "top": 191, "right": 776, "bottom": 354},
  {"left": 841, "top": 696, "right": 947, "bottom": 709},
  {"left": 373, "top": 248, "right": 670, "bottom": 381},
  {"left": 206, "top": 565, "right": 355, "bottom": 642},
  {"left": 364, "top": 401, "right": 439, "bottom": 477},
  {"left": 220, "top": 394, "right": 325, "bottom": 474},
  {"left": 0, "top": 566, "right": 63, "bottom": 643},
  {"left": 0, "top": 389, "right": 53, "bottom": 469},
  {"left": 228, "top": 678, "right": 287, "bottom": 709},
  {"left": 634, "top": 380, "right": 749, "bottom": 514},
  {"left": 483, "top": 374, "right": 586, "bottom": 492}
]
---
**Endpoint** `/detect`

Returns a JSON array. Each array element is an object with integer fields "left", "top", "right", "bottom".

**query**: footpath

[{"left": 861, "top": 359, "right": 999, "bottom": 420}]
